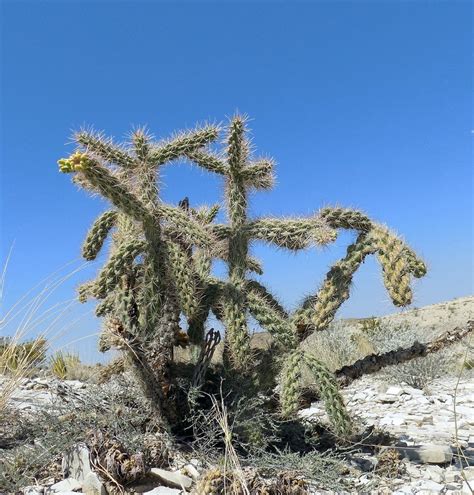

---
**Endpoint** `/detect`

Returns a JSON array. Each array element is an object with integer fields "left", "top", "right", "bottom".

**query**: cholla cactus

[{"left": 59, "top": 115, "right": 429, "bottom": 437}]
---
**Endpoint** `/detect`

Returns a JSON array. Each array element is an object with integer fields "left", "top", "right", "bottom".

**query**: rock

[
  {"left": 404, "top": 444, "right": 453, "bottom": 464},
  {"left": 181, "top": 463, "right": 200, "bottom": 480},
  {"left": 417, "top": 479, "right": 444, "bottom": 492},
  {"left": 21, "top": 487, "right": 45, "bottom": 495},
  {"left": 62, "top": 444, "right": 106, "bottom": 495},
  {"left": 404, "top": 463, "right": 422, "bottom": 478},
  {"left": 463, "top": 466, "right": 474, "bottom": 481},
  {"left": 424, "top": 465, "right": 444, "bottom": 483},
  {"left": 143, "top": 488, "right": 182, "bottom": 495},
  {"left": 149, "top": 468, "right": 192, "bottom": 489},
  {"left": 386, "top": 386, "right": 404, "bottom": 396},
  {"left": 49, "top": 478, "right": 82, "bottom": 492},
  {"left": 444, "top": 468, "right": 461, "bottom": 483}
]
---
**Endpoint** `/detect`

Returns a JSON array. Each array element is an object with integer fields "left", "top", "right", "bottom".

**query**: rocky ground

[
  {"left": 2, "top": 296, "right": 473, "bottom": 494},
  {"left": 301, "top": 374, "right": 474, "bottom": 494},
  {"left": 2, "top": 369, "right": 473, "bottom": 495}
]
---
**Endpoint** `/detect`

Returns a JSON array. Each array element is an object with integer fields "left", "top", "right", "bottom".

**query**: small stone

[
  {"left": 417, "top": 479, "right": 444, "bottom": 492},
  {"left": 386, "top": 386, "right": 403, "bottom": 396},
  {"left": 49, "top": 478, "right": 82, "bottom": 492},
  {"left": 379, "top": 394, "right": 397, "bottom": 404},
  {"left": 181, "top": 463, "right": 200, "bottom": 480},
  {"left": 149, "top": 468, "right": 192, "bottom": 489},
  {"left": 405, "top": 463, "right": 422, "bottom": 478},
  {"left": 444, "top": 469, "right": 461, "bottom": 483},
  {"left": 21, "top": 487, "right": 44, "bottom": 495},
  {"left": 462, "top": 467, "right": 474, "bottom": 481},
  {"left": 143, "top": 488, "right": 182, "bottom": 495},
  {"left": 424, "top": 465, "right": 444, "bottom": 483},
  {"left": 406, "top": 444, "right": 453, "bottom": 464},
  {"left": 62, "top": 444, "right": 106, "bottom": 495}
]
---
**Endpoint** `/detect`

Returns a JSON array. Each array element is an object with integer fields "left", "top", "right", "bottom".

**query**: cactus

[{"left": 59, "top": 116, "right": 432, "bottom": 437}]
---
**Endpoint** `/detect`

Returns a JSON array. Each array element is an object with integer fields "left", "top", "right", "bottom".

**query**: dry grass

[{"left": 0, "top": 253, "right": 91, "bottom": 413}]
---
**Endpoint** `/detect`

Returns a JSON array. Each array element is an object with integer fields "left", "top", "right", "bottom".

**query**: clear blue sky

[{"left": 1, "top": 1, "right": 472, "bottom": 361}]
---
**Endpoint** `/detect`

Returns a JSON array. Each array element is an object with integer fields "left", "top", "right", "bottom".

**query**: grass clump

[
  {"left": 49, "top": 351, "right": 81, "bottom": 380},
  {"left": 0, "top": 336, "right": 47, "bottom": 375}
]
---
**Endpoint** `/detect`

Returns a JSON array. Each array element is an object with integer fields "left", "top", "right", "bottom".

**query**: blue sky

[{"left": 1, "top": 1, "right": 472, "bottom": 361}]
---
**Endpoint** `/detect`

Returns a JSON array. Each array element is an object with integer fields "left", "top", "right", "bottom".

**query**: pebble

[{"left": 149, "top": 468, "right": 193, "bottom": 489}]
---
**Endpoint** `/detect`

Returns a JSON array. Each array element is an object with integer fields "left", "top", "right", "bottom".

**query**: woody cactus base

[{"left": 58, "top": 115, "right": 429, "bottom": 436}]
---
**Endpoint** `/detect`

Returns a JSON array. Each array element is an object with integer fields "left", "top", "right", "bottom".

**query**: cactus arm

[
  {"left": 293, "top": 233, "right": 376, "bottom": 340},
  {"left": 93, "top": 239, "right": 146, "bottom": 298},
  {"left": 246, "top": 217, "right": 337, "bottom": 250},
  {"left": 221, "top": 283, "right": 251, "bottom": 368},
  {"left": 149, "top": 126, "right": 219, "bottom": 166},
  {"left": 165, "top": 239, "right": 200, "bottom": 320},
  {"left": 223, "top": 117, "right": 252, "bottom": 367},
  {"left": 58, "top": 153, "right": 149, "bottom": 221},
  {"left": 77, "top": 280, "right": 96, "bottom": 303},
  {"left": 187, "top": 283, "right": 221, "bottom": 345},
  {"left": 246, "top": 286, "right": 297, "bottom": 348},
  {"left": 319, "top": 207, "right": 373, "bottom": 232},
  {"left": 246, "top": 256, "right": 263, "bottom": 275},
  {"left": 95, "top": 295, "right": 115, "bottom": 317},
  {"left": 303, "top": 353, "right": 352, "bottom": 437},
  {"left": 185, "top": 150, "right": 227, "bottom": 175},
  {"left": 280, "top": 349, "right": 304, "bottom": 417},
  {"left": 75, "top": 130, "right": 136, "bottom": 169},
  {"left": 240, "top": 159, "right": 275, "bottom": 190},
  {"left": 402, "top": 246, "right": 427, "bottom": 278},
  {"left": 245, "top": 280, "right": 288, "bottom": 318},
  {"left": 131, "top": 128, "right": 151, "bottom": 161},
  {"left": 82, "top": 210, "right": 118, "bottom": 261},
  {"left": 372, "top": 226, "right": 414, "bottom": 307},
  {"left": 158, "top": 204, "right": 214, "bottom": 248},
  {"left": 212, "top": 224, "right": 232, "bottom": 240}
]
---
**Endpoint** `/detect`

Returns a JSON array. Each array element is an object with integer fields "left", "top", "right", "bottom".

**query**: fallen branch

[{"left": 335, "top": 320, "right": 473, "bottom": 388}]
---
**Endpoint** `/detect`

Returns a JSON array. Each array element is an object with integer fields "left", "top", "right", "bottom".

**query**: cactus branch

[
  {"left": 247, "top": 217, "right": 337, "bottom": 250},
  {"left": 303, "top": 353, "right": 352, "bottom": 437},
  {"left": 75, "top": 130, "right": 136, "bottom": 169},
  {"left": 149, "top": 126, "right": 219, "bottom": 166},
  {"left": 82, "top": 210, "right": 118, "bottom": 261}
]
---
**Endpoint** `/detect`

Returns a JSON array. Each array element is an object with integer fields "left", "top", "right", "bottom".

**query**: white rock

[
  {"left": 149, "top": 468, "right": 192, "bottom": 489},
  {"left": 181, "top": 463, "right": 200, "bottom": 480},
  {"left": 408, "top": 444, "right": 453, "bottom": 464},
  {"left": 424, "top": 465, "right": 444, "bottom": 483},
  {"left": 21, "top": 487, "right": 44, "bottom": 495},
  {"left": 462, "top": 467, "right": 474, "bottom": 481},
  {"left": 49, "top": 478, "right": 82, "bottom": 492},
  {"left": 62, "top": 444, "right": 106, "bottom": 495},
  {"left": 416, "top": 479, "right": 444, "bottom": 492},
  {"left": 143, "top": 488, "right": 182, "bottom": 495},
  {"left": 386, "top": 386, "right": 403, "bottom": 396},
  {"left": 444, "top": 468, "right": 461, "bottom": 483}
]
